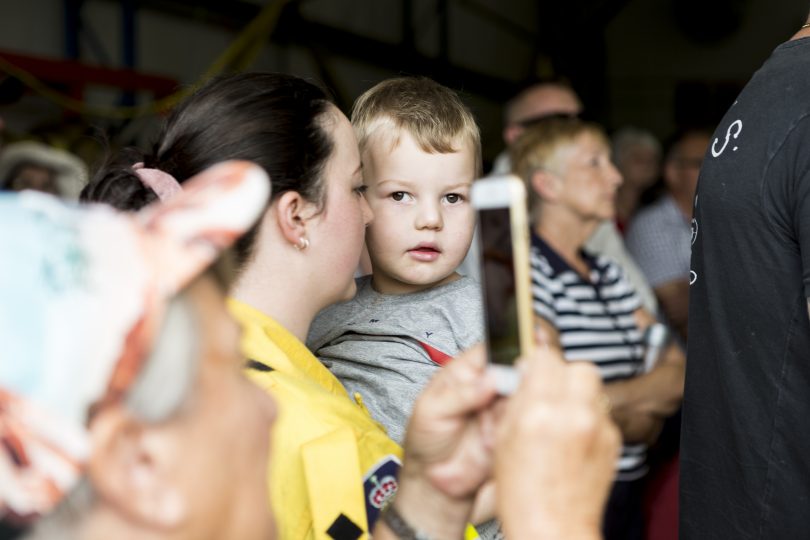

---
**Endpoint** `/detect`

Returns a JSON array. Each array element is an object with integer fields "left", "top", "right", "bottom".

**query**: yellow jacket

[{"left": 229, "top": 299, "right": 402, "bottom": 540}]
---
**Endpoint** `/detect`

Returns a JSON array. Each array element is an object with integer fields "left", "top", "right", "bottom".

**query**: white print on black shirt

[
  {"left": 711, "top": 120, "right": 743, "bottom": 157},
  {"left": 691, "top": 218, "right": 698, "bottom": 245},
  {"left": 696, "top": 117, "right": 743, "bottom": 286},
  {"left": 690, "top": 195, "right": 699, "bottom": 285}
]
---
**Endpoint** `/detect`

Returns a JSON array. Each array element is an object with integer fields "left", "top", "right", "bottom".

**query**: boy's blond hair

[
  {"left": 351, "top": 76, "right": 482, "bottom": 175},
  {"left": 510, "top": 117, "right": 609, "bottom": 211}
]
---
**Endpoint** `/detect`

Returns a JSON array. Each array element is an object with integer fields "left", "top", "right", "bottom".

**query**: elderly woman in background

[{"left": 511, "top": 117, "right": 685, "bottom": 540}]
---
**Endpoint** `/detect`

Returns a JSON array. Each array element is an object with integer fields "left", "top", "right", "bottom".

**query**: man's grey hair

[
  {"left": 611, "top": 127, "right": 662, "bottom": 164},
  {"left": 504, "top": 79, "right": 578, "bottom": 126}
]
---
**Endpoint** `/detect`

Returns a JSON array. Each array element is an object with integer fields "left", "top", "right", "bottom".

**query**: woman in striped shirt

[{"left": 510, "top": 117, "right": 685, "bottom": 540}]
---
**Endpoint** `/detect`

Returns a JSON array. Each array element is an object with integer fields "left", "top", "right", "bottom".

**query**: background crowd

[{"left": 2, "top": 4, "right": 810, "bottom": 540}]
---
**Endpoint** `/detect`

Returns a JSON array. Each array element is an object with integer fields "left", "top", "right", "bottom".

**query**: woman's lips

[{"left": 408, "top": 243, "right": 441, "bottom": 262}]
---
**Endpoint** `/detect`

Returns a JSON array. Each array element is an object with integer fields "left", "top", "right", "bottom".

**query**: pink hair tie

[{"left": 132, "top": 162, "right": 182, "bottom": 201}]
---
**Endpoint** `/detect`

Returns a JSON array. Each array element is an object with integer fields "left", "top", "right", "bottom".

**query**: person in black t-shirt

[{"left": 681, "top": 16, "right": 810, "bottom": 540}]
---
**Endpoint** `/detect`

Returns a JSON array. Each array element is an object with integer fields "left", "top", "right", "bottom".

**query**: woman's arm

[
  {"left": 608, "top": 307, "right": 685, "bottom": 415},
  {"left": 535, "top": 311, "right": 684, "bottom": 443},
  {"left": 605, "top": 341, "right": 684, "bottom": 417},
  {"left": 602, "top": 307, "right": 684, "bottom": 442}
]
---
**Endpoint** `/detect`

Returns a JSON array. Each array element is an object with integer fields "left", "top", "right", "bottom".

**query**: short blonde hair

[
  {"left": 510, "top": 117, "right": 609, "bottom": 210},
  {"left": 351, "top": 76, "right": 482, "bottom": 175}
]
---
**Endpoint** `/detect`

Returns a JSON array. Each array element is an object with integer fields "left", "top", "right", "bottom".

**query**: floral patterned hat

[{"left": 0, "top": 160, "right": 269, "bottom": 523}]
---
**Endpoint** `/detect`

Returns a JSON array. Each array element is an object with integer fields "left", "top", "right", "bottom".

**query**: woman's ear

[
  {"left": 274, "top": 191, "right": 319, "bottom": 248},
  {"left": 530, "top": 170, "right": 562, "bottom": 202},
  {"left": 87, "top": 405, "right": 187, "bottom": 531}
]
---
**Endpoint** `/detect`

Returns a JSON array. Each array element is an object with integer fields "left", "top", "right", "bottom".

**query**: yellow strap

[
  {"left": 465, "top": 524, "right": 482, "bottom": 539},
  {"left": 303, "top": 427, "right": 369, "bottom": 540}
]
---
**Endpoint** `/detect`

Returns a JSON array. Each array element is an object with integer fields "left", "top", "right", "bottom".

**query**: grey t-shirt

[{"left": 307, "top": 275, "right": 484, "bottom": 444}]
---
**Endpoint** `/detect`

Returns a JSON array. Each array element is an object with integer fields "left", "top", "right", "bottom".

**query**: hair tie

[{"left": 132, "top": 162, "right": 182, "bottom": 201}]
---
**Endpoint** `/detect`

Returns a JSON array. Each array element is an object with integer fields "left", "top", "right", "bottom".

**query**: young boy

[{"left": 307, "top": 76, "right": 483, "bottom": 444}]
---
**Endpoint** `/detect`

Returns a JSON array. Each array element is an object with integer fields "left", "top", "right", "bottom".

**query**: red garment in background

[{"left": 644, "top": 454, "right": 679, "bottom": 540}]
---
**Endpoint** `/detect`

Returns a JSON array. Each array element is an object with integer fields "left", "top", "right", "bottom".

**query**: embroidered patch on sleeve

[{"left": 362, "top": 455, "right": 401, "bottom": 529}]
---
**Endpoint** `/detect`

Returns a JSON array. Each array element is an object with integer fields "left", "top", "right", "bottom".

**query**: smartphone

[
  {"left": 471, "top": 175, "right": 533, "bottom": 393},
  {"left": 642, "top": 323, "right": 669, "bottom": 373}
]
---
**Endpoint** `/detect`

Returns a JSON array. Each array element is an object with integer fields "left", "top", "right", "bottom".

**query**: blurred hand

[
  {"left": 382, "top": 346, "right": 619, "bottom": 540},
  {"left": 495, "top": 350, "right": 620, "bottom": 540},
  {"left": 391, "top": 344, "right": 498, "bottom": 539}
]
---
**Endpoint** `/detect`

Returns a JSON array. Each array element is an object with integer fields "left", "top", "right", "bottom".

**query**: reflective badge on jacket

[{"left": 363, "top": 455, "right": 401, "bottom": 529}]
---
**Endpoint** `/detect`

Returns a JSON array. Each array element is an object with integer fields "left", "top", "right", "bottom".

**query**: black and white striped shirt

[{"left": 530, "top": 232, "right": 647, "bottom": 480}]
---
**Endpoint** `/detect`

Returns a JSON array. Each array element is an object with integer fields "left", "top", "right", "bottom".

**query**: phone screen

[{"left": 478, "top": 206, "right": 521, "bottom": 365}]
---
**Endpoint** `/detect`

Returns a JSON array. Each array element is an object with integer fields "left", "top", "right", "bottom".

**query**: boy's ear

[
  {"left": 87, "top": 405, "right": 187, "bottom": 531},
  {"left": 273, "top": 190, "right": 319, "bottom": 248},
  {"left": 530, "top": 170, "right": 562, "bottom": 202}
]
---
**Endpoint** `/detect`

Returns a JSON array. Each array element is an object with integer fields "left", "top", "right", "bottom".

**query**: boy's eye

[
  {"left": 354, "top": 185, "right": 368, "bottom": 196},
  {"left": 444, "top": 193, "right": 464, "bottom": 204},
  {"left": 391, "top": 191, "right": 413, "bottom": 202}
]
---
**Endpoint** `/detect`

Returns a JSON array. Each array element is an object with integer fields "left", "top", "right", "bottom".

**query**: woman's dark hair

[{"left": 81, "top": 73, "right": 335, "bottom": 265}]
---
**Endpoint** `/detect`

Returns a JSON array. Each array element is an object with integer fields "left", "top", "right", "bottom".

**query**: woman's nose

[{"left": 607, "top": 162, "right": 623, "bottom": 188}]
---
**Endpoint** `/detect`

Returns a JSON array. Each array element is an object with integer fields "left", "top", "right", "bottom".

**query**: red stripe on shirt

[{"left": 418, "top": 341, "right": 451, "bottom": 366}]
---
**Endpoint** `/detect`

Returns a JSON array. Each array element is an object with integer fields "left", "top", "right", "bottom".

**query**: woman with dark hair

[{"left": 82, "top": 72, "right": 401, "bottom": 539}]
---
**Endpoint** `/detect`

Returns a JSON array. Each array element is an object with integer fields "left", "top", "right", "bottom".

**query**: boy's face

[{"left": 362, "top": 130, "right": 476, "bottom": 295}]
